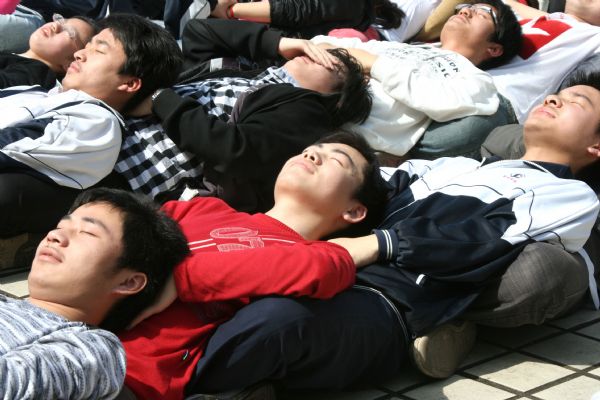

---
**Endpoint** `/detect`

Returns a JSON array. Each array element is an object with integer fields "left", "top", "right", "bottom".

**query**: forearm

[
  {"left": 328, "top": 234, "right": 380, "bottom": 267},
  {"left": 182, "top": 19, "right": 282, "bottom": 65},
  {"left": 229, "top": 1, "right": 271, "bottom": 23},
  {"left": 503, "top": 0, "right": 547, "bottom": 19},
  {"left": 370, "top": 56, "right": 499, "bottom": 120},
  {"left": 174, "top": 242, "right": 356, "bottom": 302}
]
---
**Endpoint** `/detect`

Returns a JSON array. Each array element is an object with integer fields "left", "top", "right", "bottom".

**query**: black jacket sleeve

[
  {"left": 181, "top": 19, "right": 283, "bottom": 69},
  {"left": 270, "top": 0, "right": 373, "bottom": 36},
  {"left": 152, "top": 85, "right": 333, "bottom": 179}
]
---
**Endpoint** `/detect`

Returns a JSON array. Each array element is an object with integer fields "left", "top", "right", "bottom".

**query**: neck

[
  {"left": 265, "top": 200, "right": 339, "bottom": 241},
  {"left": 27, "top": 297, "right": 105, "bottom": 326},
  {"left": 441, "top": 41, "right": 485, "bottom": 67},
  {"left": 19, "top": 49, "right": 60, "bottom": 72},
  {"left": 521, "top": 146, "right": 578, "bottom": 173}
]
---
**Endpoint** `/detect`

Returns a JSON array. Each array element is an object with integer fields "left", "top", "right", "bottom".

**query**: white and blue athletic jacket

[
  {"left": 359, "top": 157, "right": 599, "bottom": 336},
  {"left": 0, "top": 85, "right": 124, "bottom": 189}
]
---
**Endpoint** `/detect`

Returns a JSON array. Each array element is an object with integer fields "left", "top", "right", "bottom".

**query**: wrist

[{"left": 227, "top": 3, "right": 236, "bottom": 19}]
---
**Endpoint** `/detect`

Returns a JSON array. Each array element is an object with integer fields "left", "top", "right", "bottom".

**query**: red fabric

[
  {"left": 0, "top": 0, "right": 19, "bottom": 14},
  {"left": 120, "top": 197, "right": 355, "bottom": 400},
  {"left": 328, "top": 26, "right": 380, "bottom": 42},
  {"left": 518, "top": 17, "right": 572, "bottom": 59}
]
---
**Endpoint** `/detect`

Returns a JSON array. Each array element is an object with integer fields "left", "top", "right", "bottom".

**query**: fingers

[{"left": 303, "top": 42, "right": 337, "bottom": 70}]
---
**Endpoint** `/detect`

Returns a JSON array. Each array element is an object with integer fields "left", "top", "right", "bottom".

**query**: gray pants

[{"left": 465, "top": 241, "right": 590, "bottom": 327}]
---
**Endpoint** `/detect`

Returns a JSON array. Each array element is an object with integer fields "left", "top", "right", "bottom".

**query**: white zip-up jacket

[{"left": 0, "top": 85, "right": 123, "bottom": 189}]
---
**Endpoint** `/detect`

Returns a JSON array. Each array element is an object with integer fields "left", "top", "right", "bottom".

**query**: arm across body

[
  {"left": 374, "top": 165, "right": 600, "bottom": 283},
  {"left": 175, "top": 240, "right": 356, "bottom": 302},
  {"left": 312, "top": 35, "right": 499, "bottom": 120},
  {"left": 152, "top": 85, "right": 332, "bottom": 178}
]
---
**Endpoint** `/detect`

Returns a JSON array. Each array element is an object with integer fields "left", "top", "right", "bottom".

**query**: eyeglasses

[
  {"left": 52, "top": 13, "right": 82, "bottom": 48},
  {"left": 454, "top": 3, "right": 499, "bottom": 38}
]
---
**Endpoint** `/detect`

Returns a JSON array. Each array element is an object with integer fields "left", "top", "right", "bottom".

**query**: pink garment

[
  {"left": 328, "top": 26, "right": 380, "bottom": 42},
  {"left": 0, "top": 0, "right": 19, "bottom": 14}
]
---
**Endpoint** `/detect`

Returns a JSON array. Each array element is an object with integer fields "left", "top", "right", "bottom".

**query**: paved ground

[{"left": 3, "top": 272, "right": 599, "bottom": 400}]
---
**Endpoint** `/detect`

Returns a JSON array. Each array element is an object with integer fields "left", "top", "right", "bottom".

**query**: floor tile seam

[
  {"left": 515, "top": 368, "right": 600, "bottom": 396},
  {"left": 479, "top": 330, "right": 566, "bottom": 351},
  {"left": 547, "top": 315, "right": 600, "bottom": 331},
  {"left": 458, "top": 371, "right": 535, "bottom": 397},
  {"left": 515, "top": 348, "right": 600, "bottom": 372},
  {"left": 462, "top": 364, "right": 600, "bottom": 398}
]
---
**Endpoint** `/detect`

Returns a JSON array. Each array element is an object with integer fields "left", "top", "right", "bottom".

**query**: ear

[
  {"left": 117, "top": 77, "right": 142, "bottom": 94},
  {"left": 586, "top": 143, "right": 600, "bottom": 160},
  {"left": 113, "top": 271, "right": 147, "bottom": 296},
  {"left": 486, "top": 43, "right": 503, "bottom": 59},
  {"left": 342, "top": 202, "right": 368, "bottom": 225}
]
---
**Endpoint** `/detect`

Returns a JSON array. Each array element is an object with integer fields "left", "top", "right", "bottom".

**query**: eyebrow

[
  {"left": 572, "top": 92, "right": 594, "bottom": 107},
  {"left": 92, "top": 38, "right": 111, "bottom": 48},
  {"left": 315, "top": 144, "right": 359, "bottom": 174},
  {"left": 60, "top": 214, "right": 111, "bottom": 234}
]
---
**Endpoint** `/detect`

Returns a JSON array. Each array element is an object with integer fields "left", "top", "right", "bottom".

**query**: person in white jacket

[
  {"left": 0, "top": 13, "right": 183, "bottom": 271},
  {"left": 312, "top": 0, "right": 522, "bottom": 158}
]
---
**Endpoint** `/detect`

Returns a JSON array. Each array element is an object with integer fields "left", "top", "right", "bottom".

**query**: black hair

[
  {"left": 70, "top": 15, "right": 100, "bottom": 37},
  {"left": 68, "top": 188, "right": 189, "bottom": 332},
  {"left": 557, "top": 68, "right": 600, "bottom": 182},
  {"left": 477, "top": 0, "right": 523, "bottom": 70},
  {"left": 373, "top": 0, "right": 406, "bottom": 30},
  {"left": 560, "top": 68, "right": 600, "bottom": 134},
  {"left": 97, "top": 14, "right": 184, "bottom": 113},
  {"left": 326, "top": 48, "right": 373, "bottom": 127},
  {"left": 316, "top": 131, "right": 389, "bottom": 236},
  {"left": 559, "top": 66, "right": 600, "bottom": 94}
]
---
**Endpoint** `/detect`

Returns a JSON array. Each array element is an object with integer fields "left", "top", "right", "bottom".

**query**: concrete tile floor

[{"left": 2, "top": 273, "right": 599, "bottom": 400}]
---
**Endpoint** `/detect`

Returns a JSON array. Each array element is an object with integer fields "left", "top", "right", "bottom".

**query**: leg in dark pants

[{"left": 187, "top": 287, "right": 408, "bottom": 395}]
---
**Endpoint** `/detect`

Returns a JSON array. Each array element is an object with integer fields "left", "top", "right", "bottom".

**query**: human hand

[
  {"left": 211, "top": 0, "right": 237, "bottom": 19},
  {"left": 328, "top": 234, "right": 379, "bottom": 268},
  {"left": 127, "top": 274, "right": 177, "bottom": 329},
  {"left": 278, "top": 37, "right": 339, "bottom": 70}
]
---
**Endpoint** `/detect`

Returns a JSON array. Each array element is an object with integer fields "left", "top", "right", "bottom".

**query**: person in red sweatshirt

[{"left": 118, "top": 131, "right": 389, "bottom": 400}]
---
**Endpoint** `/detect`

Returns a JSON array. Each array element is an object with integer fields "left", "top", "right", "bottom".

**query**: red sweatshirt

[{"left": 120, "top": 197, "right": 355, "bottom": 399}]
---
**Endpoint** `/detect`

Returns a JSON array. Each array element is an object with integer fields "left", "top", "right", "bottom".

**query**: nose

[
  {"left": 543, "top": 94, "right": 562, "bottom": 108},
  {"left": 303, "top": 148, "right": 322, "bottom": 164},
  {"left": 51, "top": 21, "right": 61, "bottom": 33},
  {"left": 73, "top": 47, "right": 85, "bottom": 62},
  {"left": 46, "top": 228, "right": 68, "bottom": 247},
  {"left": 458, "top": 6, "right": 472, "bottom": 18}
]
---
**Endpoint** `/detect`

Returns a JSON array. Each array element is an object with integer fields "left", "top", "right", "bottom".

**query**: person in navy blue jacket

[{"left": 179, "top": 69, "right": 600, "bottom": 398}]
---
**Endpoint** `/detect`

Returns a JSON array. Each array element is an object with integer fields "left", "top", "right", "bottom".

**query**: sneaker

[
  {"left": 0, "top": 233, "right": 43, "bottom": 277},
  {"left": 411, "top": 320, "right": 477, "bottom": 379},
  {"left": 186, "top": 382, "right": 276, "bottom": 400}
]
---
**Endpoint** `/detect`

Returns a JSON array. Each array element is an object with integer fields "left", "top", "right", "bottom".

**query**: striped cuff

[{"left": 373, "top": 229, "right": 399, "bottom": 262}]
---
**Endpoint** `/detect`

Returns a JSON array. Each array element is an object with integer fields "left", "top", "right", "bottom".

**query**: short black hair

[
  {"left": 373, "top": 0, "right": 406, "bottom": 30},
  {"left": 559, "top": 65, "right": 600, "bottom": 94},
  {"left": 560, "top": 68, "right": 600, "bottom": 133},
  {"left": 68, "top": 188, "right": 189, "bottom": 332},
  {"left": 327, "top": 48, "right": 373, "bottom": 127},
  {"left": 70, "top": 15, "right": 100, "bottom": 37},
  {"left": 316, "top": 131, "right": 389, "bottom": 236},
  {"left": 97, "top": 14, "right": 184, "bottom": 113},
  {"left": 478, "top": 0, "right": 523, "bottom": 70}
]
